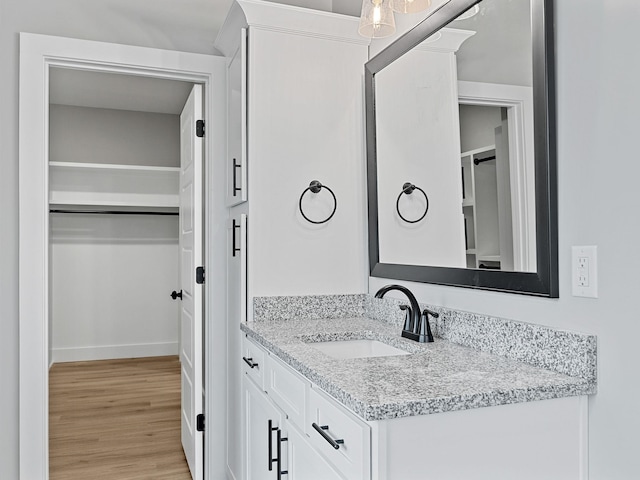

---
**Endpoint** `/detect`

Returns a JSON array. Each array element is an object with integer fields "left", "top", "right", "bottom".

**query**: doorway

[
  {"left": 19, "top": 33, "right": 228, "bottom": 479},
  {"left": 47, "top": 67, "right": 201, "bottom": 477},
  {"left": 458, "top": 80, "right": 537, "bottom": 273}
]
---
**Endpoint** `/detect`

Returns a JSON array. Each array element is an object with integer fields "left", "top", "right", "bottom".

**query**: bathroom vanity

[{"left": 240, "top": 295, "right": 596, "bottom": 480}]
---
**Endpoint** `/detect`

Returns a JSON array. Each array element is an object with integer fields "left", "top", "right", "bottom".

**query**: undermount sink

[{"left": 308, "top": 339, "right": 410, "bottom": 359}]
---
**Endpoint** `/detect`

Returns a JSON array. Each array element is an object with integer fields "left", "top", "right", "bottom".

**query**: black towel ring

[
  {"left": 396, "top": 182, "right": 429, "bottom": 224},
  {"left": 299, "top": 180, "right": 337, "bottom": 224}
]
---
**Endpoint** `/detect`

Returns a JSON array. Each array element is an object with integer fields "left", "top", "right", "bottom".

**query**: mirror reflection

[{"left": 375, "top": 0, "right": 536, "bottom": 272}]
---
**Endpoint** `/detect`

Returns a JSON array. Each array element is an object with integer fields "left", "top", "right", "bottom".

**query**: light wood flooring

[{"left": 49, "top": 356, "right": 192, "bottom": 480}]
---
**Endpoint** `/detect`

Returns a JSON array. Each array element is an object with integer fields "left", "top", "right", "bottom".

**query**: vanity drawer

[
  {"left": 266, "top": 353, "right": 307, "bottom": 430},
  {"left": 241, "top": 335, "right": 266, "bottom": 390},
  {"left": 307, "top": 386, "right": 371, "bottom": 480}
]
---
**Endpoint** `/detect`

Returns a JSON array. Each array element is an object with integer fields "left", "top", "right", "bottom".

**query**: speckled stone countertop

[{"left": 243, "top": 295, "right": 597, "bottom": 422}]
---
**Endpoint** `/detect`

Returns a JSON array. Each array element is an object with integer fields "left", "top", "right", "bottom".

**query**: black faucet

[{"left": 374, "top": 284, "right": 435, "bottom": 343}]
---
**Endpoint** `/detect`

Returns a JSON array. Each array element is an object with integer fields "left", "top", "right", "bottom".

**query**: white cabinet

[
  {"left": 242, "top": 378, "right": 342, "bottom": 480},
  {"left": 218, "top": 4, "right": 370, "bottom": 477},
  {"left": 285, "top": 421, "right": 342, "bottom": 480},
  {"left": 243, "top": 375, "right": 284, "bottom": 480},
  {"left": 307, "top": 387, "right": 370, "bottom": 480},
  {"left": 242, "top": 335, "right": 361, "bottom": 480},
  {"left": 242, "top": 335, "right": 588, "bottom": 480},
  {"left": 216, "top": 0, "right": 369, "bottom": 299},
  {"left": 226, "top": 28, "right": 248, "bottom": 207}
]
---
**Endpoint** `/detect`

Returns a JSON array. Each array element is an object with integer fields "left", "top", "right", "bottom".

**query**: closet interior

[{"left": 48, "top": 67, "right": 193, "bottom": 365}]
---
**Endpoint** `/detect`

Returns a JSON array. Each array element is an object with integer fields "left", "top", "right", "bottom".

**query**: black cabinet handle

[
  {"left": 232, "top": 158, "right": 242, "bottom": 197},
  {"left": 232, "top": 218, "right": 241, "bottom": 257},
  {"left": 267, "top": 420, "right": 288, "bottom": 477},
  {"left": 242, "top": 357, "right": 258, "bottom": 369},
  {"left": 170, "top": 290, "right": 182, "bottom": 300},
  {"left": 268, "top": 419, "right": 277, "bottom": 471},
  {"left": 311, "top": 422, "right": 344, "bottom": 450},
  {"left": 276, "top": 427, "right": 288, "bottom": 479}
]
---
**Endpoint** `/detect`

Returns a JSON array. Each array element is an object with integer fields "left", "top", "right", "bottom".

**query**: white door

[{"left": 180, "top": 84, "right": 204, "bottom": 480}]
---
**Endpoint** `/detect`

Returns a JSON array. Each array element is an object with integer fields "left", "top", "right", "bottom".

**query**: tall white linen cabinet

[{"left": 215, "top": 1, "right": 369, "bottom": 478}]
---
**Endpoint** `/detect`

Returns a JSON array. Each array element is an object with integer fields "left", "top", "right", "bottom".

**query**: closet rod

[
  {"left": 49, "top": 209, "right": 178, "bottom": 216},
  {"left": 473, "top": 155, "right": 496, "bottom": 166}
]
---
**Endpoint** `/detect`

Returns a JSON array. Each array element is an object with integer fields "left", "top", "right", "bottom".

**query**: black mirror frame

[{"left": 365, "top": 0, "right": 558, "bottom": 297}]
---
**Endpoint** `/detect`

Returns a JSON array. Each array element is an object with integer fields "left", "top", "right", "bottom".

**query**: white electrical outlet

[{"left": 572, "top": 246, "right": 598, "bottom": 298}]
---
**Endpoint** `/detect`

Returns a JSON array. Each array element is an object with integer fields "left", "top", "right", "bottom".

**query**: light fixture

[
  {"left": 358, "top": 0, "right": 396, "bottom": 38},
  {"left": 391, "top": 0, "right": 431, "bottom": 14}
]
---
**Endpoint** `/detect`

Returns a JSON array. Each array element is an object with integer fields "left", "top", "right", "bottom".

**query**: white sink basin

[{"left": 309, "top": 339, "right": 410, "bottom": 359}]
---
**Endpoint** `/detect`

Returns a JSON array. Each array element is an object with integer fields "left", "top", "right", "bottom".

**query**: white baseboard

[{"left": 52, "top": 341, "right": 179, "bottom": 363}]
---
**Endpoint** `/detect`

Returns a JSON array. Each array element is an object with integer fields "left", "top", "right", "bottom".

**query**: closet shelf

[
  {"left": 49, "top": 161, "right": 180, "bottom": 173},
  {"left": 49, "top": 161, "right": 180, "bottom": 210},
  {"left": 477, "top": 254, "right": 501, "bottom": 262}
]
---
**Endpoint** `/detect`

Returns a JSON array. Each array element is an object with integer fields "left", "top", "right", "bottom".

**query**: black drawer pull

[
  {"left": 312, "top": 422, "right": 344, "bottom": 450},
  {"left": 242, "top": 356, "right": 258, "bottom": 368}
]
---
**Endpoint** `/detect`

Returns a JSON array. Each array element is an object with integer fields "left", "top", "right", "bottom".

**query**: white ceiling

[
  {"left": 49, "top": 68, "right": 195, "bottom": 114},
  {"left": 47, "top": 0, "right": 529, "bottom": 113},
  {"left": 452, "top": 0, "right": 532, "bottom": 86},
  {"left": 48, "top": 0, "right": 363, "bottom": 114}
]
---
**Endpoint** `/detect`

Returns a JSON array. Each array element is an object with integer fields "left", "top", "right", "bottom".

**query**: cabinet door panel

[
  {"left": 227, "top": 214, "right": 247, "bottom": 477},
  {"left": 307, "top": 387, "right": 370, "bottom": 480},
  {"left": 266, "top": 353, "right": 306, "bottom": 430},
  {"left": 243, "top": 376, "right": 282, "bottom": 480},
  {"left": 226, "top": 28, "right": 248, "bottom": 206},
  {"left": 287, "top": 423, "right": 343, "bottom": 480}
]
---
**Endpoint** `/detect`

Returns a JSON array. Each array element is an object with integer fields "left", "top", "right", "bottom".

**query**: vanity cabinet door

[
  {"left": 286, "top": 420, "right": 343, "bottom": 480},
  {"left": 243, "top": 375, "right": 284, "bottom": 480},
  {"left": 226, "top": 28, "right": 248, "bottom": 206},
  {"left": 307, "top": 386, "right": 371, "bottom": 480}
]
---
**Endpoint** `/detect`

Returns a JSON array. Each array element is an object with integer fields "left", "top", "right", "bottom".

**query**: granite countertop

[{"left": 241, "top": 311, "right": 595, "bottom": 422}]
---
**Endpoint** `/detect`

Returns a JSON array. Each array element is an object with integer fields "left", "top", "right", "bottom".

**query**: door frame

[{"left": 18, "top": 33, "right": 228, "bottom": 479}]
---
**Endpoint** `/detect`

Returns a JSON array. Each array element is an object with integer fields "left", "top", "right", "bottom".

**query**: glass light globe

[{"left": 358, "top": 0, "right": 396, "bottom": 38}]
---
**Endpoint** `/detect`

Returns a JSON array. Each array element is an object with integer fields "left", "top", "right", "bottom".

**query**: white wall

[
  {"left": 370, "top": 1, "right": 640, "bottom": 478},
  {"left": 50, "top": 214, "right": 179, "bottom": 362},
  {"left": 459, "top": 104, "right": 502, "bottom": 153},
  {"left": 50, "top": 105, "right": 180, "bottom": 167}
]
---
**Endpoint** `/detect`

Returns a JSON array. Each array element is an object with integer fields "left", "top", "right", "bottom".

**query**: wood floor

[{"left": 49, "top": 356, "right": 192, "bottom": 480}]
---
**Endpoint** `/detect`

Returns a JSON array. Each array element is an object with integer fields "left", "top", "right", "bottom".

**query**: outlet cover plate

[{"left": 572, "top": 245, "right": 598, "bottom": 298}]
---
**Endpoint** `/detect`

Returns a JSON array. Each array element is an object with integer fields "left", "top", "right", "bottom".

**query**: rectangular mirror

[{"left": 365, "top": 0, "right": 558, "bottom": 296}]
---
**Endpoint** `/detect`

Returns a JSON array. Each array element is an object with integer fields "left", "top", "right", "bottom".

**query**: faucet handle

[
  {"left": 399, "top": 304, "right": 412, "bottom": 332},
  {"left": 422, "top": 307, "right": 439, "bottom": 319},
  {"left": 418, "top": 309, "right": 435, "bottom": 343}
]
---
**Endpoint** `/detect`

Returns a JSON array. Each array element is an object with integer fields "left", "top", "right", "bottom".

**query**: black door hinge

[
  {"left": 196, "top": 266, "right": 205, "bottom": 284},
  {"left": 196, "top": 120, "right": 205, "bottom": 138},
  {"left": 196, "top": 414, "right": 205, "bottom": 432}
]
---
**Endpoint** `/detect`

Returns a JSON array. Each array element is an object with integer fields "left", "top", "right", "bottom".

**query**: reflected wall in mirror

[{"left": 366, "top": 0, "right": 558, "bottom": 296}]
